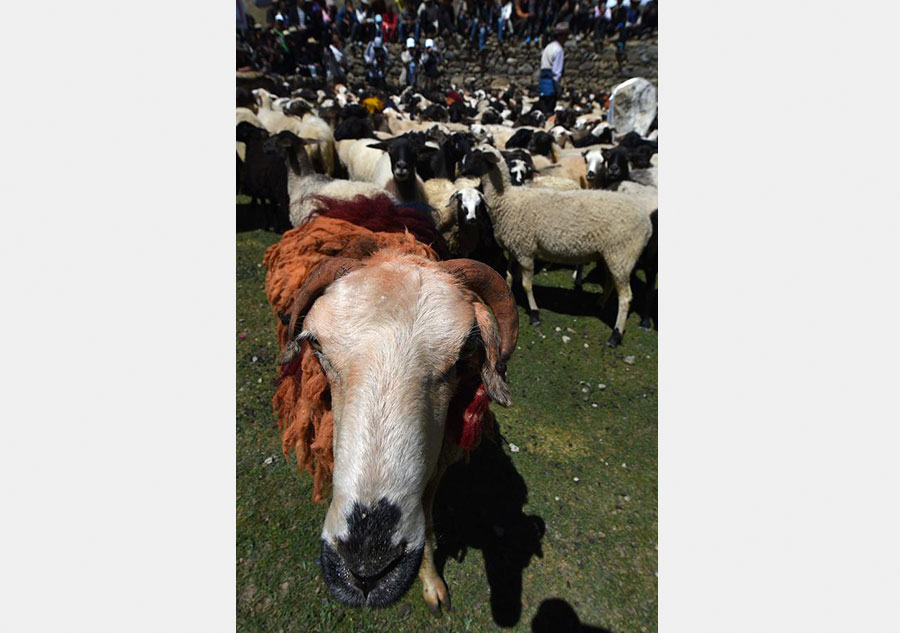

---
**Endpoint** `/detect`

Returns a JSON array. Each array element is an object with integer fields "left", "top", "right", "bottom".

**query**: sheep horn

[
  {"left": 285, "top": 257, "right": 363, "bottom": 345},
  {"left": 437, "top": 259, "right": 519, "bottom": 370}
]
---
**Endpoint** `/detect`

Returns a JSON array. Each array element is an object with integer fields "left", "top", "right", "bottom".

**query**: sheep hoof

[
  {"left": 606, "top": 329, "right": 623, "bottom": 347},
  {"left": 422, "top": 574, "right": 451, "bottom": 615},
  {"left": 573, "top": 282, "right": 583, "bottom": 293},
  {"left": 529, "top": 310, "right": 541, "bottom": 326}
]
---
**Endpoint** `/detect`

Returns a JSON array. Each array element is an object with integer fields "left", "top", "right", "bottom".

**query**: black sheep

[
  {"left": 480, "top": 109, "right": 503, "bottom": 125},
  {"left": 236, "top": 122, "right": 290, "bottom": 232},
  {"left": 526, "top": 131, "right": 553, "bottom": 157},
  {"left": 333, "top": 117, "right": 374, "bottom": 141},
  {"left": 504, "top": 128, "right": 534, "bottom": 150}
]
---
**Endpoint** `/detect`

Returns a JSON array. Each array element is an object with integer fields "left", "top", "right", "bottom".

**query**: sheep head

[
  {"left": 282, "top": 253, "right": 517, "bottom": 608},
  {"left": 448, "top": 187, "right": 488, "bottom": 227},
  {"left": 369, "top": 135, "right": 421, "bottom": 183}
]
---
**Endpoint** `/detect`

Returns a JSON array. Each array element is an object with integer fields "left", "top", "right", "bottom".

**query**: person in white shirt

[{"left": 538, "top": 22, "right": 568, "bottom": 111}]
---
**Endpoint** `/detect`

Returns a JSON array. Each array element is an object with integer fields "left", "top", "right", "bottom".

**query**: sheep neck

[
  {"left": 393, "top": 174, "right": 418, "bottom": 202},
  {"left": 481, "top": 159, "right": 510, "bottom": 220}
]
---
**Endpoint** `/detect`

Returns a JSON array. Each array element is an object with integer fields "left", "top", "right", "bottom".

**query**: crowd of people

[{"left": 236, "top": 0, "right": 656, "bottom": 90}]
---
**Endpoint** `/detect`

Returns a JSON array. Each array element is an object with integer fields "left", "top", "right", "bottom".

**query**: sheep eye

[
  {"left": 299, "top": 331, "right": 322, "bottom": 352},
  {"left": 459, "top": 325, "right": 481, "bottom": 360}
]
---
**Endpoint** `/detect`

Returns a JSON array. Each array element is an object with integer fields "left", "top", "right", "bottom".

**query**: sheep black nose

[
  {"left": 335, "top": 498, "right": 405, "bottom": 581},
  {"left": 587, "top": 170, "right": 595, "bottom": 179}
]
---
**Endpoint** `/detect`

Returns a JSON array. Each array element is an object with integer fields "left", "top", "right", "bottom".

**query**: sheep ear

[
  {"left": 368, "top": 141, "right": 391, "bottom": 152},
  {"left": 275, "top": 131, "right": 302, "bottom": 147},
  {"left": 472, "top": 301, "right": 512, "bottom": 407},
  {"left": 446, "top": 191, "right": 460, "bottom": 207}
]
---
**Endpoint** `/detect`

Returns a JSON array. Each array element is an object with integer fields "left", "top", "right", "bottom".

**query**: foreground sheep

[
  {"left": 264, "top": 195, "right": 518, "bottom": 613},
  {"left": 460, "top": 146, "right": 652, "bottom": 346}
]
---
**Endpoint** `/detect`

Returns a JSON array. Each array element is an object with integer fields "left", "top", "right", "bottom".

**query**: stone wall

[{"left": 344, "top": 33, "right": 657, "bottom": 96}]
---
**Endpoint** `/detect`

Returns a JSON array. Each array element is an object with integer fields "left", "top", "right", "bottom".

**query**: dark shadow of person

[
  {"left": 433, "top": 423, "right": 546, "bottom": 627},
  {"left": 531, "top": 598, "right": 613, "bottom": 633}
]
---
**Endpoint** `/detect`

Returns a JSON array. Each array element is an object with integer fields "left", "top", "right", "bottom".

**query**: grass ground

[{"left": 237, "top": 227, "right": 657, "bottom": 633}]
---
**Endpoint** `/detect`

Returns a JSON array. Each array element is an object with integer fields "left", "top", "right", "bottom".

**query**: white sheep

[
  {"left": 344, "top": 137, "right": 387, "bottom": 182},
  {"left": 252, "top": 88, "right": 336, "bottom": 175},
  {"left": 529, "top": 175, "right": 581, "bottom": 191},
  {"left": 535, "top": 152, "right": 589, "bottom": 188},
  {"left": 460, "top": 145, "right": 652, "bottom": 346},
  {"left": 268, "top": 131, "right": 393, "bottom": 226},
  {"left": 424, "top": 181, "right": 487, "bottom": 257}
]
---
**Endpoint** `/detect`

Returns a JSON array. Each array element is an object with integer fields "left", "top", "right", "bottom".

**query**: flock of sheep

[
  {"left": 237, "top": 79, "right": 658, "bottom": 346},
  {"left": 239, "top": 76, "right": 658, "bottom": 611}
]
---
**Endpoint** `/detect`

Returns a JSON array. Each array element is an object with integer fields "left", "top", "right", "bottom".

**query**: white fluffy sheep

[
  {"left": 535, "top": 152, "right": 589, "bottom": 188},
  {"left": 529, "top": 175, "right": 581, "bottom": 191},
  {"left": 461, "top": 145, "right": 652, "bottom": 345},
  {"left": 344, "top": 137, "right": 387, "bottom": 182},
  {"left": 269, "top": 132, "right": 393, "bottom": 226},
  {"left": 424, "top": 180, "right": 487, "bottom": 257}
]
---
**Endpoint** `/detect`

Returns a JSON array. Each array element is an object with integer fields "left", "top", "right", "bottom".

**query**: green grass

[{"left": 237, "top": 229, "right": 657, "bottom": 633}]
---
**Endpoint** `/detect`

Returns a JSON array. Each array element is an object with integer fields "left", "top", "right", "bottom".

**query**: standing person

[
  {"left": 538, "top": 21, "right": 567, "bottom": 112},
  {"left": 523, "top": 0, "right": 544, "bottom": 45},
  {"left": 421, "top": 38, "right": 442, "bottom": 90},
  {"left": 364, "top": 35, "right": 390, "bottom": 87},
  {"left": 399, "top": 0, "right": 418, "bottom": 43},
  {"left": 323, "top": 30, "right": 348, "bottom": 85},
  {"left": 470, "top": 0, "right": 496, "bottom": 53},
  {"left": 416, "top": 0, "right": 439, "bottom": 43},
  {"left": 336, "top": 0, "right": 356, "bottom": 39},
  {"left": 498, "top": 0, "right": 513, "bottom": 44},
  {"left": 400, "top": 36, "right": 418, "bottom": 89},
  {"left": 382, "top": 5, "right": 398, "bottom": 41},
  {"left": 611, "top": 0, "right": 628, "bottom": 72}
]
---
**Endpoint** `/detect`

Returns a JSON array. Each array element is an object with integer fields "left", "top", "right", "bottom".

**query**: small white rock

[
  {"left": 263, "top": 456, "right": 275, "bottom": 465},
  {"left": 252, "top": 356, "right": 258, "bottom": 363},
  {"left": 566, "top": 327, "right": 576, "bottom": 334},
  {"left": 622, "top": 462, "right": 627, "bottom": 468},
  {"left": 554, "top": 496, "right": 560, "bottom": 501},
  {"left": 624, "top": 355, "right": 636, "bottom": 365},
  {"left": 584, "top": 343, "right": 589, "bottom": 348},
  {"left": 581, "top": 386, "right": 589, "bottom": 393},
  {"left": 591, "top": 403, "right": 598, "bottom": 408},
  {"left": 573, "top": 477, "right": 580, "bottom": 482},
  {"left": 554, "top": 326, "right": 562, "bottom": 332},
  {"left": 562, "top": 335, "right": 571, "bottom": 343},
  {"left": 509, "top": 443, "right": 520, "bottom": 453},
  {"left": 597, "top": 384, "right": 606, "bottom": 390}
]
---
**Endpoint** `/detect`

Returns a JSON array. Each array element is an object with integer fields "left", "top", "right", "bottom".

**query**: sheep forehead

[
  {"left": 585, "top": 149, "right": 604, "bottom": 169},
  {"left": 305, "top": 261, "right": 473, "bottom": 363},
  {"left": 457, "top": 187, "right": 482, "bottom": 213}
]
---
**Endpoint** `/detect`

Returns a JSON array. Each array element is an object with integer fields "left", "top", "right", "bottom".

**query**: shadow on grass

[
  {"left": 531, "top": 598, "right": 613, "bottom": 633},
  {"left": 510, "top": 263, "right": 657, "bottom": 332},
  {"left": 432, "top": 425, "right": 546, "bottom": 627},
  {"left": 237, "top": 201, "right": 288, "bottom": 234}
]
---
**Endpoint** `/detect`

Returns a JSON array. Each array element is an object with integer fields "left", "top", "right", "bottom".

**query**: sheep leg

[
  {"left": 599, "top": 267, "right": 615, "bottom": 308},
  {"left": 607, "top": 272, "right": 633, "bottom": 347},
  {"left": 419, "top": 476, "right": 451, "bottom": 614},
  {"left": 640, "top": 268, "right": 656, "bottom": 330},
  {"left": 573, "top": 265, "right": 584, "bottom": 291},
  {"left": 520, "top": 257, "right": 541, "bottom": 325}
]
